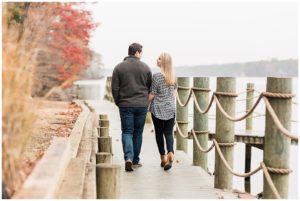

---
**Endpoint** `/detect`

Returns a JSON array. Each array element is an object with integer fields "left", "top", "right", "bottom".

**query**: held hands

[
  {"left": 173, "top": 90, "right": 177, "bottom": 97},
  {"left": 148, "top": 92, "right": 155, "bottom": 102}
]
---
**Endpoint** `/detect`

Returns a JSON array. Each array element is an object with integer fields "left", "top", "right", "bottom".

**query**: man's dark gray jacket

[{"left": 111, "top": 56, "right": 152, "bottom": 107}]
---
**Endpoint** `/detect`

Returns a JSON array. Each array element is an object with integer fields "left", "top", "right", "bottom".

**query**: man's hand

[{"left": 148, "top": 92, "right": 155, "bottom": 102}]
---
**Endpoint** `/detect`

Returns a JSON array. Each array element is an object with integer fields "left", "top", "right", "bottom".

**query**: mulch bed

[{"left": 19, "top": 100, "right": 82, "bottom": 184}]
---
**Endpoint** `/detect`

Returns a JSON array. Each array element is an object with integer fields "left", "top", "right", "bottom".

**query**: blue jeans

[{"left": 119, "top": 107, "right": 148, "bottom": 164}]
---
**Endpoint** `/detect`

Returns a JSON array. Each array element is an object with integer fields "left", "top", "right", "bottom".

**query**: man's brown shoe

[
  {"left": 164, "top": 152, "right": 174, "bottom": 171},
  {"left": 125, "top": 160, "right": 134, "bottom": 171},
  {"left": 160, "top": 155, "right": 167, "bottom": 167}
]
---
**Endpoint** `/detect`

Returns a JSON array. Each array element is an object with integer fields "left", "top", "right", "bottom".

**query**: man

[{"left": 111, "top": 43, "right": 152, "bottom": 171}]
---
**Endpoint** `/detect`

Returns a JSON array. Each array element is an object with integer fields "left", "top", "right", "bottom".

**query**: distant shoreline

[{"left": 99, "top": 59, "right": 298, "bottom": 77}]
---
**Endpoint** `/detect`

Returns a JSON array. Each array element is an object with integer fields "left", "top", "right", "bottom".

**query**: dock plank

[{"left": 87, "top": 100, "right": 238, "bottom": 199}]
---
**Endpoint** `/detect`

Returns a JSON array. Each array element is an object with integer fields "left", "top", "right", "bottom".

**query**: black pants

[{"left": 151, "top": 114, "right": 175, "bottom": 155}]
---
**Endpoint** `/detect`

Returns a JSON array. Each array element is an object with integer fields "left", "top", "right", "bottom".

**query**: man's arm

[
  {"left": 146, "top": 70, "right": 152, "bottom": 93},
  {"left": 111, "top": 68, "right": 120, "bottom": 106}
]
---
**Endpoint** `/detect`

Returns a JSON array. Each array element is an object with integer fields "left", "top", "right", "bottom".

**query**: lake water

[{"left": 76, "top": 77, "right": 298, "bottom": 198}]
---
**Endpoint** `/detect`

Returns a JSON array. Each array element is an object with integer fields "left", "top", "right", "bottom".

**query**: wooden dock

[{"left": 87, "top": 100, "right": 239, "bottom": 199}]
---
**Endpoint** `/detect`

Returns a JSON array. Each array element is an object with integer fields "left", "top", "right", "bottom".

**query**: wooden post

[
  {"left": 99, "top": 119, "right": 109, "bottom": 128},
  {"left": 98, "top": 137, "right": 112, "bottom": 153},
  {"left": 193, "top": 77, "right": 209, "bottom": 169},
  {"left": 99, "top": 127, "right": 109, "bottom": 137},
  {"left": 99, "top": 114, "right": 108, "bottom": 120},
  {"left": 97, "top": 127, "right": 100, "bottom": 137},
  {"left": 244, "top": 83, "right": 254, "bottom": 193},
  {"left": 96, "top": 164, "right": 120, "bottom": 198},
  {"left": 244, "top": 144, "right": 252, "bottom": 193},
  {"left": 214, "top": 77, "right": 236, "bottom": 190},
  {"left": 263, "top": 78, "right": 292, "bottom": 199},
  {"left": 246, "top": 83, "right": 254, "bottom": 130},
  {"left": 96, "top": 152, "right": 112, "bottom": 164},
  {"left": 176, "top": 77, "right": 189, "bottom": 153}
]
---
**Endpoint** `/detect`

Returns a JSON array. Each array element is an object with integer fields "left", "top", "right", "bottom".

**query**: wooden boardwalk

[{"left": 87, "top": 100, "right": 238, "bottom": 199}]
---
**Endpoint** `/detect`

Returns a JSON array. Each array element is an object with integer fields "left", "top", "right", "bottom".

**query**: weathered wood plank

[{"left": 87, "top": 100, "right": 239, "bottom": 199}]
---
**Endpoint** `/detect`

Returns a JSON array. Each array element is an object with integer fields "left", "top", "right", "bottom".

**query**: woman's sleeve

[{"left": 150, "top": 75, "right": 158, "bottom": 94}]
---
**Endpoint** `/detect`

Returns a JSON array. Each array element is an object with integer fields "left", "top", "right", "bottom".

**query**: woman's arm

[{"left": 149, "top": 74, "right": 158, "bottom": 102}]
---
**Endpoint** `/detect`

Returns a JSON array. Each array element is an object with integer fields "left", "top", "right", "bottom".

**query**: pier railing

[{"left": 175, "top": 77, "right": 297, "bottom": 199}]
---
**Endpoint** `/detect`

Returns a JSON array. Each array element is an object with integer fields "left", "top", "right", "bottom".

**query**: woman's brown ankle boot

[
  {"left": 164, "top": 152, "right": 174, "bottom": 171},
  {"left": 160, "top": 155, "right": 167, "bottom": 167}
]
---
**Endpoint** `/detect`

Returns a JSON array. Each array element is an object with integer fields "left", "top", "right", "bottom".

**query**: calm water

[{"left": 77, "top": 77, "right": 298, "bottom": 198}]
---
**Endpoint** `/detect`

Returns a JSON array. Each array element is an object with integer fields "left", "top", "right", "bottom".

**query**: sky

[{"left": 86, "top": 1, "right": 298, "bottom": 68}]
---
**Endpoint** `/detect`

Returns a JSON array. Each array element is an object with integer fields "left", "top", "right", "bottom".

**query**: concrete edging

[{"left": 14, "top": 100, "right": 91, "bottom": 199}]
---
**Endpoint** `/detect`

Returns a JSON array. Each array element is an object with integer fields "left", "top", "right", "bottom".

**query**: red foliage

[{"left": 49, "top": 3, "right": 97, "bottom": 85}]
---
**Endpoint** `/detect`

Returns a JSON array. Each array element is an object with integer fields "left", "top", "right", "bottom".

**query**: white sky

[{"left": 86, "top": 1, "right": 298, "bottom": 68}]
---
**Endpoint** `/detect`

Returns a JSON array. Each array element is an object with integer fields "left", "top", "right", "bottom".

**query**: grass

[{"left": 2, "top": 3, "right": 50, "bottom": 196}]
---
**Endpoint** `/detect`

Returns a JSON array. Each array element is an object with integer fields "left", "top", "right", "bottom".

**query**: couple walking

[{"left": 111, "top": 43, "right": 177, "bottom": 172}]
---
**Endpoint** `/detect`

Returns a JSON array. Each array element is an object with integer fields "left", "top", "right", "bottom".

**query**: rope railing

[
  {"left": 262, "top": 96, "right": 298, "bottom": 141},
  {"left": 176, "top": 86, "right": 298, "bottom": 142},
  {"left": 236, "top": 95, "right": 260, "bottom": 102},
  {"left": 175, "top": 84, "right": 296, "bottom": 199},
  {"left": 191, "top": 129, "right": 215, "bottom": 153},
  {"left": 175, "top": 121, "right": 191, "bottom": 139},
  {"left": 176, "top": 88, "right": 193, "bottom": 107},
  {"left": 213, "top": 94, "right": 263, "bottom": 121},
  {"left": 260, "top": 162, "right": 281, "bottom": 199},
  {"left": 176, "top": 124, "right": 288, "bottom": 198}
]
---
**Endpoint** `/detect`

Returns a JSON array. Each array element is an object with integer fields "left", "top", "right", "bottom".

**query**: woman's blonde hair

[{"left": 160, "top": 52, "right": 175, "bottom": 86}]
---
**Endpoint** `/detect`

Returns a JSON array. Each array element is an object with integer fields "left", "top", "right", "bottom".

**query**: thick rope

[
  {"left": 193, "top": 130, "right": 209, "bottom": 134},
  {"left": 176, "top": 120, "right": 189, "bottom": 124},
  {"left": 191, "top": 129, "right": 215, "bottom": 153},
  {"left": 177, "top": 86, "right": 190, "bottom": 90},
  {"left": 213, "top": 94, "right": 263, "bottom": 122},
  {"left": 175, "top": 121, "right": 191, "bottom": 139},
  {"left": 214, "top": 91, "right": 238, "bottom": 97},
  {"left": 260, "top": 162, "right": 281, "bottom": 199},
  {"left": 192, "top": 87, "right": 211, "bottom": 92},
  {"left": 218, "top": 142, "right": 237, "bottom": 147},
  {"left": 176, "top": 89, "right": 193, "bottom": 107},
  {"left": 267, "top": 167, "right": 292, "bottom": 174},
  {"left": 262, "top": 92, "right": 294, "bottom": 99},
  {"left": 262, "top": 96, "right": 298, "bottom": 141},
  {"left": 177, "top": 87, "right": 298, "bottom": 141},
  {"left": 213, "top": 139, "right": 262, "bottom": 177},
  {"left": 192, "top": 90, "right": 215, "bottom": 114}
]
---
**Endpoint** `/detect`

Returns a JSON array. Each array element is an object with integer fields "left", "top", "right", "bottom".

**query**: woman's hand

[
  {"left": 173, "top": 90, "right": 177, "bottom": 97},
  {"left": 148, "top": 92, "right": 155, "bottom": 102}
]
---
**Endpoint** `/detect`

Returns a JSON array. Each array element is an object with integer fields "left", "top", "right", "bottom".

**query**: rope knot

[
  {"left": 177, "top": 86, "right": 190, "bottom": 90},
  {"left": 193, "top": 130, "right": 209, "bottom": 134},
  {"left": 214, "top": 91, "right": 238, "bottom": 97},
  {"left": 266, "top": 166, "right": 293, "bottom": 174},
  {"left": 262, "top": 92, "right": 295, "bottom": 99},
  {"left": 192, "top": 87, "right": 211, "bottom": 92},
  {"left": 217, "top": 142, "right": 237, "bottom": 147}
]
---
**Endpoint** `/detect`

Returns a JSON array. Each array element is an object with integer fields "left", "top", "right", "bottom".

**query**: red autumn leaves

[{"left": 49, "top": 4, "right": 97, "bottom": 87}]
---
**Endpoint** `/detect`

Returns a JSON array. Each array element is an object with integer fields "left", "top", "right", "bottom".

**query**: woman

[{"left": 149, "top": 52, "right": 177, "bottom": 171}]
